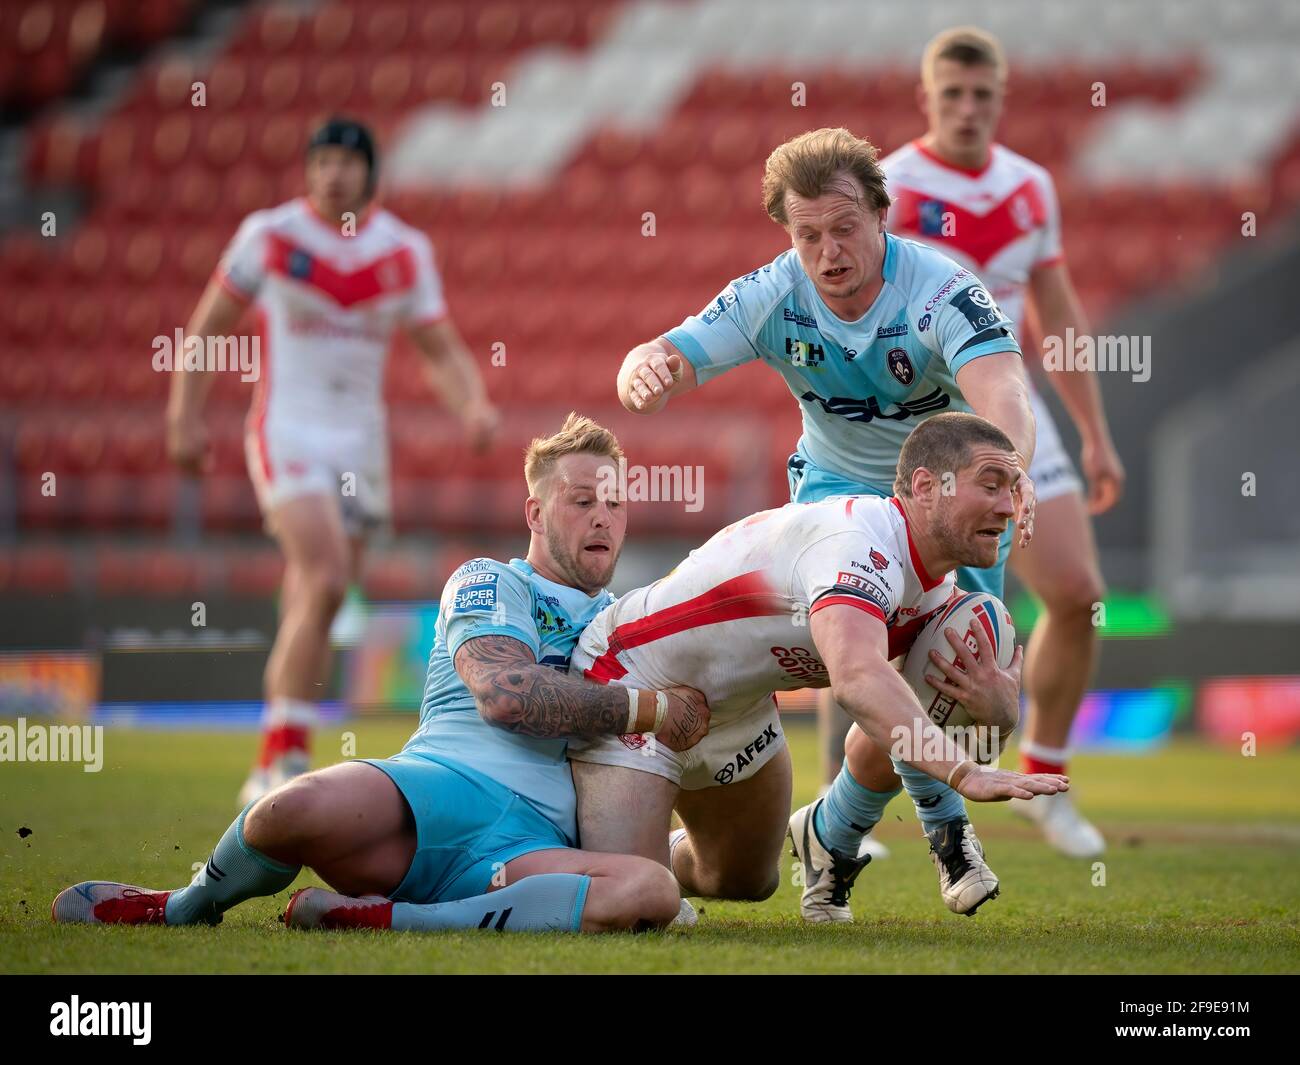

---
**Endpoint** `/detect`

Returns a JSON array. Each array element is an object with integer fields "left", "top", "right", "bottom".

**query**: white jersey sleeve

[
  {"left": 217, "top": 211, "right": 270, "bottom": 302},
  {"left": 793, "top": 530, "right": 900, "bottom": 624},
  {"left": 407, "top": 232, "right": 449, "bottom": 325}
]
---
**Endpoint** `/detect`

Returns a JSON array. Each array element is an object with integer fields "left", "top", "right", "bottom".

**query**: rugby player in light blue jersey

[
  {"left": 614, "top": 128, "right": 1038, "bottom": 916},
  {"left": 53, "top": 415, "right": 710, "bottom": 934}
]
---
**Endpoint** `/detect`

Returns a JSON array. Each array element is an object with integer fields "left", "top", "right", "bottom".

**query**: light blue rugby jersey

[
  {"left": 403, "top": 557, "right": 615, "bottom": 846},
  {"left": 666, "top": 235, "right": 1021, "bottom": 491}
]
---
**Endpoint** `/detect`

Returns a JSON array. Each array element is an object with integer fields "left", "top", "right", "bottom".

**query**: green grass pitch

[{"left": 2, "top": 718, "right": 1298, "bottom": 974}]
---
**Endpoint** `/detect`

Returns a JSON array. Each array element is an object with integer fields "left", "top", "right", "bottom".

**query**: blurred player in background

[
  {"left": 877, "top": 27, "right": 1123, "bottom": 856},
  {"left": 165, "top": 117, "right": 499, "bottom": 805},
  {"left": 616, "top": 126, "right": 1036, "bottom": 912}
]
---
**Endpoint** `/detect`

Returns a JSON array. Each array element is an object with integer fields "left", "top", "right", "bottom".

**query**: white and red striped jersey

[
  {"left": 577, "top": 494, "right": 957, "bottom": 724},
  {"left": 880, "top": 140, "right": 1063, "bottom": 334},
  {"left": 217, "top": 197, "right": 447, "bottom": 431}
]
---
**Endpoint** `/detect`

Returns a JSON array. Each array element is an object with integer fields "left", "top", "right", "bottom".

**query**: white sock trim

[
  {"left": 1020, "top": 739, "right": 1071, "bottom": 763},
  {"left": 264, "top": 698, "right": 319, "bottom": 729}
]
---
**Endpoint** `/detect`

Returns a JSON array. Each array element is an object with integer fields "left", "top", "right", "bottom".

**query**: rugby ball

[{"left": 901, "top": 592, "right": 1016, "bottom": 762}]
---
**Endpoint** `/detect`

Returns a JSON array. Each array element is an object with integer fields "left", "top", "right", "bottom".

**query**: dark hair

[
  {"left": 307, "top": 116, "right": 377, "bottom": 192},
  {"left": 894, "top": 412, "right": 1016, "bottom": 497}
]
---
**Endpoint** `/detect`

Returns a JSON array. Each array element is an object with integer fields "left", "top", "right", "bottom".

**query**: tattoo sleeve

[{"left": 453, "top": 634, "right": 631, "bottom": 739}]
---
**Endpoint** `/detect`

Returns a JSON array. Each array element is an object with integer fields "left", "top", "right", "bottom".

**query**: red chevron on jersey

[
  {"left": 889, "top": 176, "right": 1048, "bottom": 269},
  {"left": 880, "top": 141, "right": 1064, "bottom": 333},
  {"left": 264, "top": 234, "right": 418, "bottom": 308}
]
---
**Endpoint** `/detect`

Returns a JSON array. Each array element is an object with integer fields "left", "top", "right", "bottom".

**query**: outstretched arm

[
  {"left": 618, "top": 337, "right": 699, "bottom": 413},
  {"left": 810, "top": 604, "right": 1064, "bottom": 802},
  {"left": 453, "top": 634, "right": 709, "bottom": 750}
]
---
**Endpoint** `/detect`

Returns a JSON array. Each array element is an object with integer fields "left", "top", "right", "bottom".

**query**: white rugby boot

[
  {"left": 925, "top": 818, "right": 1000, "bottom": 916},
  {"left": 52, "top": 882, "right": 174, "bottom": 925},
  {"left": 666, "top": 829, "right": 699, "bottom": 927},
  {"left": 1011, "top": 790, "right": 1105, "bottom": 858},
  {"left": 284, "top": 889, "right": 393, "bottom": 930},
  {"left": 816, "top": 783, "right": 891, "bottom": 859},
  {"left": 787, "top": 800, "right": 874, "bottom": 923},
  {"left": 237, "top": 751, "right": 310, "bottom": 808}
]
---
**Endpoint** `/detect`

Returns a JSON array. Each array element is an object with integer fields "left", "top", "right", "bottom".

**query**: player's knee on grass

[
  {"left": 586, "top": 860, "right": 679, "bottom": 931},
  {"left": 689, "top": 858, "right": 781, "bottom": 903}
]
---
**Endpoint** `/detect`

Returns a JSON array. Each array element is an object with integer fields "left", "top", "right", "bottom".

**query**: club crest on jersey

[
  {"left": 918, "top": 199, "right": 948, "bottom": 236},
  {"left": 786, "top": 337, "right": 825, "bottom": 367},
  {"left": 1011, "top": 194, "right": 1034, "bottom": 231},
  {"left": 869, "top": 548, "right": 889, "bottom": 571},
  {"left": 887, "top": 347, "right": 915, "bottom": 386},
  {"left": 287, "top": 249, "right": 313, "bottom": 279}
]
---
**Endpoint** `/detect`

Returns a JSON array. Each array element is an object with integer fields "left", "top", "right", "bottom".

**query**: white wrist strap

[
  {"left": 650, "top": 691, "right": 668, "bottom": 734},
  {"left": 627, "top": 689, "right": 671, "bottom": 734}
]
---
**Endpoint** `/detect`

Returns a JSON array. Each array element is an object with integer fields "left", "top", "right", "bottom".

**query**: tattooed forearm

[{"left": 454, "top": 634, "right": 631, "bottom": 739}]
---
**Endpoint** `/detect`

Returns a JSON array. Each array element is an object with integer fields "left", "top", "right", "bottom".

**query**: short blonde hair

[
  {"left": 761, "top": 127, "right": 890, "bottom": 225},
  {"left": 921, "top": 26, "right": 1007, "bottom": 89},
  {"left": 524, "top": 412, "right": 624, "bottom": 497}
]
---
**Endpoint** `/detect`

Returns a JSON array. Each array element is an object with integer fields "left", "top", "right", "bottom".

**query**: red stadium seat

[{"left": 227, "top": 549, "right": 285, "bottom": 598}]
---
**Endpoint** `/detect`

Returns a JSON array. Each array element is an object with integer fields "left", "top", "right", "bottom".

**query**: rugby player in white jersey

[
  {"left": 875, "top": 27, "right": 1123, "bottom": 857},
  {"left": 568, "top": 413, "right": 1067, "bottom": 919},
  {"left": 614, "top": 126, "right": 1038, "bottom": 913},
  {"left": 166, "top": 118, "right": 499, "bottom": 804}
]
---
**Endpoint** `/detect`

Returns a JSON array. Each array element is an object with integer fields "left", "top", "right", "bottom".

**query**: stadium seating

[{"left": 4, "top": 0, "right": 1300, "bottom": 596}]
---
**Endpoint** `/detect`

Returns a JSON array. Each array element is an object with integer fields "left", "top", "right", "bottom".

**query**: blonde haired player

[
  {"left": 871, "top": 27, "right": 1123, "bottom": 857},
  {"left": 167, "top": 118, "right": 498, "bottom": 804},
  {"left": 55, "top": 415, "right": 708, "bottom": 934}
]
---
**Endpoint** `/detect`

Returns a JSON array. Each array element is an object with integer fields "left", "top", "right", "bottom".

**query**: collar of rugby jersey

[
  {"left": 913, "top": 138, "right": 996, "bottom": 179},
  {"left": 301, "top": 196, "right": 378, "bottom": 236},
  {"left": 806, "top": 231, "right": 900, "bottom": 327},
  {"left": 889, "top": 496, "right": 944, "bottom": 591}
]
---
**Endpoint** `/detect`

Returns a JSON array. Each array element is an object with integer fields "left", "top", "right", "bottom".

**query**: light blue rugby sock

[
  {"left": 892, "top": 757, "right": 968, "bottom": 833},
  {"left": 391, "top": 873, "right": 591, "bottom": 933},
  {"left": 815, "top": 762, "right": 901, "bottom": 856},
  {"left": 165, "top": 804, "right": 300, "bottom": 925}
]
